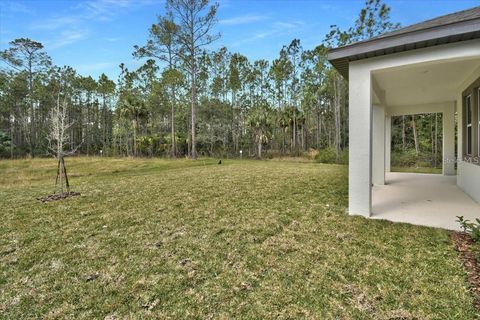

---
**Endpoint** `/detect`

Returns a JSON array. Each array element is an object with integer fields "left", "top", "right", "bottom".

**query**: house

[{"left": 327, "top": 7, "right": 480, "bottom": 230}]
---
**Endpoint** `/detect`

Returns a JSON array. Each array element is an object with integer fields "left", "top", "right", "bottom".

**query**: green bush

[
  {"left": 315, "top": 147, "right": 337, "bottom": 164},
  {"left": 391, "top": 149, "right": 417, "bottom": 167},
  {"left": 457, "top": 216, "right": 480, "bottom": 241},
  {"left": 314, "top": 147, "right": 348, "bottom": 164},
  {"left": 340, "top": 149, "right": 348, "bottom": 165},
  {"left": 0, "top": 131, "right": 12, "bottom": 157}
]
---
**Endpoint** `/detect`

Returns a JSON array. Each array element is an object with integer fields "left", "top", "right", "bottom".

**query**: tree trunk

[
  {"left": 133, "top": 119, "right": 137, "bottom": 156},
  {"left": 292, "top": 109, "right": 296, "bottom": 153},
  {"left": 10, "top": 113, "right": 14, "bottom": 159},
  {"left": 334, "top": 75, "right": 342, "bottom": 163},
  {"left": 191, "top": 61, "right": 197, "bottom": 159},
  {"left": 316, "top": 109, "right": 320, "bottom": 149},
  {"left": 257, "top": 134, "right": 262, "bottom": 159},
  {"left": 55, "top": 155, "right": 70, "bottom": 194},
  {"left": 402, "top": 115, "right": 406, "bottom": 151},
  {"left": 86, "top": 99, "right": 90, "bottom": 156},
  {"left": 430, "top": 115, "right": 435, "bottom": 167},
  {"left": 412, "top": 115, "right": 419, "bottom": 156},
  {"left": 28, "top": 57, "right": 36, "bottom": 158},
  {"left": 171, "top": 86, "right": 177, "bottom": 158}
]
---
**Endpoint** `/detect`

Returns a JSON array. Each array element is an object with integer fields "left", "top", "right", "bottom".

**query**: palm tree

[
  {"left": 278, "top": 108, "right": 291, "bottom": 154},
  {"left": 248, "top": 102, "right": 272, "bottom": 159},
  {"left": 118, "top": 90, "right": 148, "bottom": 156}
]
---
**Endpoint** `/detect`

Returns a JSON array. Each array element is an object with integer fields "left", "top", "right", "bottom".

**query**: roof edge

[
  {"left": 329, "top": 9, "right": 480, "bottom": 55},
  {"left": 328, "top": 17, "right": 480, "bottom": 61}
]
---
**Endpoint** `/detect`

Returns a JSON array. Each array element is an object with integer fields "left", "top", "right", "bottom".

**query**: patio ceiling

[
  {"left": 372, "top": 57, "right": 480, "bottom": 106},
  {"left": 327, "top": 7, "right": 480, "bottom": 79}
]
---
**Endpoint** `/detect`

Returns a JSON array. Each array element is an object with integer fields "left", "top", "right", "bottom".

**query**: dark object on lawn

[
  {"left": 85, "top": 272, "right": 99, "bottom": 282},
  {"left": 451, "top": 231, "right": 480, "bottom": 310},
  {"left": 218, "top": 160, "right": 222, "bottom": 164},
  {"left": 38, "top": 191, "right": 81, "bottom": 203}
]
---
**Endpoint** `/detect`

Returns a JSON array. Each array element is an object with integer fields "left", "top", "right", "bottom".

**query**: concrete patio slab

[{"left": 372, "top": 172, "right": 480, "bottom": 230}]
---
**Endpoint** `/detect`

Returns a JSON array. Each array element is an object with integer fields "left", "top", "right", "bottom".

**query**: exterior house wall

[
  {"left": 348, "top": 63, "right": 372, "bottom": 217},
  {"left": 385, "top": 115, "right": 391, "bottom": 172},
  {"left": 458, "top": 162, "right": 480, "bottom": 203},
  {"left": 457, "top": 64, "right": 480, "bottom": 203},
  {"left": 348, "top": 39, "right": 480, "bottom": 216},
  {"left": 373, "top": 104, "right": 385, "bottom": 185}
]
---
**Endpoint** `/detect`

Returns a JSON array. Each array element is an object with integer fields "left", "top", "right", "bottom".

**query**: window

[
  {"left": 466, "top": 94, "right": 472, "bottom": 156},
  {"left": 463, "top": 77, "right": 480, "bottom": 163}
]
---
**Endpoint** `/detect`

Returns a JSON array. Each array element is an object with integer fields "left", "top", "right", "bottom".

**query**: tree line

[{"left": 2, "top": 0, "right": 428, "bottom": 164}]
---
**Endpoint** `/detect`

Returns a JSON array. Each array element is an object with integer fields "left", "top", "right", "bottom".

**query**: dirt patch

[
  {"left": 38, "top": 191, "right": 81, "bottom": 203},
  {"left": 451, "top": 231, "right": 480, "bottom": 309}
]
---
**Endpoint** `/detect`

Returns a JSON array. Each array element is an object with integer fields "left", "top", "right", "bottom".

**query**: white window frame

[
  {"left": 478, "top": 88, "right": 480, "bottom": 158},
  {"left": 466, "top": 94, "right": 472, "bottom": 156}
]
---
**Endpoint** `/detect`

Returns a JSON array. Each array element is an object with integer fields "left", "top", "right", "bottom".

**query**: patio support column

[
  {"left": 385, "top": 114, "right": 392, "bottom": 173},
  {"left": 373, "top": 105, "right": 385, "bottom": 185},
  {"left": 348, "top": 64, "right": 372, "bottom": 217},
  {"left": 443, "top": 102, "right": 455, "bottom": 175}
]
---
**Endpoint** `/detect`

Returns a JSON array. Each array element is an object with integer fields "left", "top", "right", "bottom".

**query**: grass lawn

[
  {"left": 391, "top": 166, "right": 443, "bottom": 174},
  {"left": 0, "top": 157, "right": 476, "bottom": 319}
]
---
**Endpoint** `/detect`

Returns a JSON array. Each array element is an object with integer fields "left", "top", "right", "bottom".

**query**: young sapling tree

[{"left": 46, "top": 67, "right": 81, "bottom": 196}]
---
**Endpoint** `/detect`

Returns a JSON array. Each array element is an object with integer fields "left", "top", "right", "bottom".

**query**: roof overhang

[{"left": 327, "top": 17, "right": 480, "bottom": 80}]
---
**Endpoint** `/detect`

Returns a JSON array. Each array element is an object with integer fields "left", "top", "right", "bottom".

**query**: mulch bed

[
  {"left": 38, "top": 191, "right": 81, "bottom": 203},
  {"left": 451, "top": 231, "right": 480, "bottom": 309}
]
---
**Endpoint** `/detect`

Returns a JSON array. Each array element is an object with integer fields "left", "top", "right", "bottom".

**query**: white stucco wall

[
  {"left": 373, "top": 104, "right": 385, "bottom": 185},
  {"left": 348, "top": 39, "right": 480, "bottom": 216},
  {"left": 458, "top": 162, "right": 480, "bottom": 203},
  {"left": 348, "top": 63, "right": 372, "bottom": 217},
  {"left": 385, "top": 115, "right": 391, "bottom": 173},
  {"left": 442, "top": 103, "right": 456, "bottom": 175}
]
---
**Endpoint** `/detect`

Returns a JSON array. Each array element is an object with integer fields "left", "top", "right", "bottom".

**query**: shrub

[
  {"left": 0, "top": 131, "right": 12, "bottom": 157},
  {"left": 391, "top": 149, "right": 418, "bottom": 167},
  {"left": 305, "top": 148, "right": 319, "bottom": 160},
  {"left": 339, "top": 148, "right": 349, "bottom": 165},
  {"left": 457, "top": 216, "right": 480, "bottom": 241},
  {"left": 315, "top": 147, "right": 337, "bottom": 164}
]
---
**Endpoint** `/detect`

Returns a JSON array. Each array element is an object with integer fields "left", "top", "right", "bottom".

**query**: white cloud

[
  {"left": 82, "top": 0, "right": 158, "bottom": 21},
  {"left": 29, "top": 0, "right": 157, "bottom": 50},
  {"left": 104, "top": 37, "right": 122, "bottom": 42},
  {"left": 33, "top": 17, "right": 81, "bottom": 31},
  {"left": 46, "top": 29, "right": 89, "bottom": 49},
  {"left": 219, "top": 15, "right": 268, "bottom": 26},
  {"left": 229, "top": 20, "right": 304, "bottom": 47},
  {"left": 274, "top": 21, "right": 305, "bottom": 29},
  {"left": 0, "top": 1, "right": 35, "bottom": 15}
]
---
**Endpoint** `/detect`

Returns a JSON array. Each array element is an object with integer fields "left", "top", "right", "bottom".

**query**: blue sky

[{"left": 1, "top": 0, "right": 479, "bottom": 81}]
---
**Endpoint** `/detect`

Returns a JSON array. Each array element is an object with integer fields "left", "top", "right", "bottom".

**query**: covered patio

[
  {"left": 328, "top": 8, "right": 480, "bottom": 229},
  {"left": 369, "top": 57, "right": 480, "bottom": 230},
  {"left": 372, "top": 172, "right": 480, "bottom": 230}
]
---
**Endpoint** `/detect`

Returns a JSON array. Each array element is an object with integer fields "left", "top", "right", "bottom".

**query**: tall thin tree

[
  {"left": 166, "top": 0, "right": 220, "bottom": 159},
  {"left": 134, "top": 15, "right": 182, "bottom": 157},
  {"left": 1, "top": 38, "right": 51, "bottom": 157}
]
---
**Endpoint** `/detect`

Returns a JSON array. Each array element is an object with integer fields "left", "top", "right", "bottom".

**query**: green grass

[
  {"left": 0, "top": 157, "right": 476, "bottom": 319},
  {"left": 391, "top": 166, "right": 443, "bottom": 174}
]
